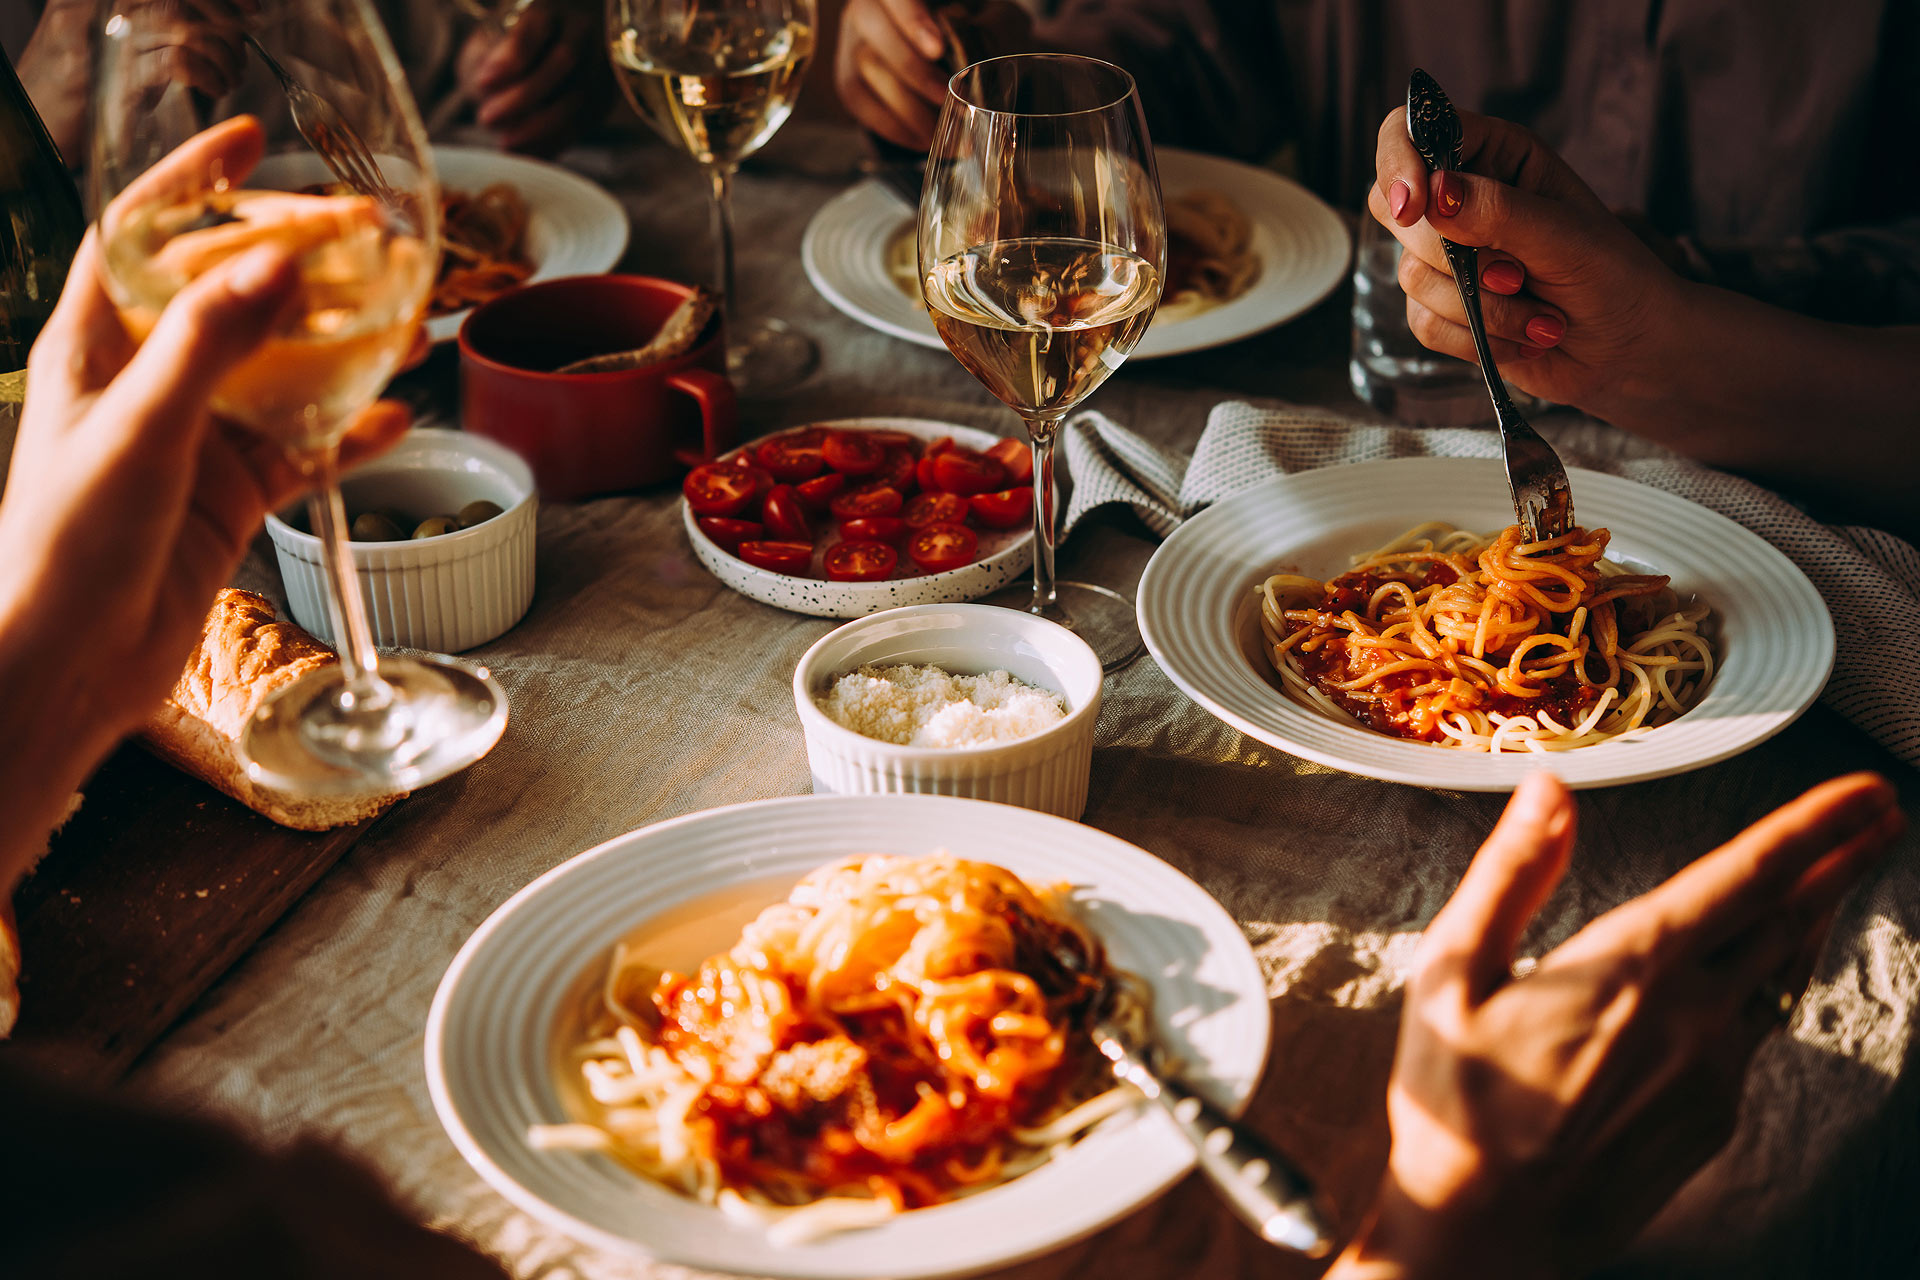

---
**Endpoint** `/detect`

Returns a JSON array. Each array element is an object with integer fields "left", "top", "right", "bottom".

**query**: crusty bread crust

[{"left": 141, "top": 589, "right": 405, "bottom": 831}]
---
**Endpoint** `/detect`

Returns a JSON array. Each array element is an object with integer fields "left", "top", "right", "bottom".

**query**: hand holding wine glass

[
  {"left": 918, "top": 54, "right": 1165, "bottom": 668},
  {"left": 90, "top": 0, "right": 506, "bottom": 796}
]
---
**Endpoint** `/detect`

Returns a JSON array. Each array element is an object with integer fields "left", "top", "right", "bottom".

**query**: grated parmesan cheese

[{"left": 816, "top": 663, "right": 1067, "bottom": 748}]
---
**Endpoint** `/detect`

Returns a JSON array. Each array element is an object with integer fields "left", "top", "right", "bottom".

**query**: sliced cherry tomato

[
  {"left": 865, "top": 429, "right": 921, "bottom": 451},
  {"left": 737, "top": 540, "right": 814, "bottom": 575},
  {"left": 877, "top": 444, "right": 919, "bottom": 492},
  {"left": 696, "top": 516, "right": 764, "bottom": 550},
  {"left": 830, "top": 484, "right": 905, "bottom": 520},
  {"left": 904, "top": 491, "right": 970, "bottom": 529},
  {"left": 927, "top": 435, "right": 956, "bottom": 455},
  {"left": 755, "top": 435, "right": 825, "bottom": 482},
  {"left": 916, "top": 453, "right": 942, "bottom": 492},
  {"left": 970, "top": 486, "right": 1033, "bottom": 529},
  {"left": 931, "top": 448, "right": 1008, "bottom": 496},
  {"left": 684, "top": 463, "right": 761, "bottom": 516},
  {"left": 985, "top": 438, "right": 1034, "bottom": 484},
  {"left": 824, "top": 540, "right": 899, "bottom": 583},
  {"left": 908, "top": 522, "right": 979, "bottom": 572},
  {"left": 839, "top": 515, "right": 907, "bottom": 542},
  {"left": 762, "top": 484, "right": 811, "bottom": 541},
  {"left": 795, "top": 472, "right": 846, "bottom": 510},
  {"left": 822, "top": 430, "right": 885, "bottom": 475}
]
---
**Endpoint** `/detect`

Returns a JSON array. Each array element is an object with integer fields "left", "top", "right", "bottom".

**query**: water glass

[{"left": 1348, "top": 213, "right": 1489, "bottom": 426}]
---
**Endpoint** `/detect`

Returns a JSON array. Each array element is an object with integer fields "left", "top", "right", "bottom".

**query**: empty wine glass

[
  {"left": 607, "top": 0, "right": 818, "bottom": 396},
  {"left": 919, "top": 54, "right": 1165, "bottom": 670},
  {"left": 91, "top": 0, "right": 507, "bottom": 795}
]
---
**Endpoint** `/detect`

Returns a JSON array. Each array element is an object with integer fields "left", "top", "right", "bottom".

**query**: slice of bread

[{"left": 141, "top": 588, "right": 406, "bottom": 832}]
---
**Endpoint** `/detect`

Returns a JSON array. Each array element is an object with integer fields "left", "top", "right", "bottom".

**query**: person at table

[
  {"left": 4, "top": 0, "right": 609, "bottom": 162},
  {"left": 0, "top": 134, "right": 1905, "bottom": 1273},
  {"left": 1365, "top": 104, "right": 1920, "bottom": 541},
  {"left": 835, "top": 0, "right": 1920, "bottom": 324}
]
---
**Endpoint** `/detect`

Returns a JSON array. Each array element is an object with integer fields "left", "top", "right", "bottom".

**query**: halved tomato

[
  {"left": 737, "top": 540, "right": 814, "bottom": 575},
  {"left": 762, "top": 484, "right": 811, "bottom": 541},
  {"left": 907, "top": 522, "right": 979, "bottom": 572},
  {"left": 684, "top": 463, "right": 761, "bottom": 516},
  {"left": 824, "top": 540, "right": 898, "bottom": 582},
  {"left": 931, "top": 448, "right": 1008, "bottom": 496},
  {"left": 969, "top": 486, "right": 1033, "bottom": 529},
  {"left": 865, "top": 429, "right": 921, "bottom": 451},
  {"left": 904, "top": 491, "right": 970, "bottom": 529},
  {"left": 877, "top": 444, "right": 919, "bottom": 492},
  {"left": 756, "top": 434, "right": 825, "bottom": 482},
  {"left": 696, "top": 516, "right": 763, "bottom": 550},
  {"left": 830, "top": 484, "right": 905, "bottom": 520},
  {"left": 839, "top": 515, "right": 907, "bottom": 542},
  {"left": 985, "top": 438, "right": 1034, "bottom": 484},
  {"left": 795, "top": 472, "right": 846, "bottom": 509},
  {"left": 823, "top": 430, "right": 885, "bottom": 475}
]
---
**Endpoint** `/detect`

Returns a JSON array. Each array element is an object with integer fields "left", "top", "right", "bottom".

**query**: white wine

[
  {"left": 102, "top": 188, "right": 431, "bottom": 450},
  {"left": 611, "top": 16, "right": 813, "bottom": 169},
  {"left": 923, "top": 237, "right": 1159, "bottom": 418},
  {"left": 0, "top": 51, "right": 85, "bottom": 375}
]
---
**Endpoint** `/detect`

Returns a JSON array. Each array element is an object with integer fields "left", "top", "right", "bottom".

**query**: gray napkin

[{"left": 1062, "top": 400, "right": 1920, "bottom": 768}]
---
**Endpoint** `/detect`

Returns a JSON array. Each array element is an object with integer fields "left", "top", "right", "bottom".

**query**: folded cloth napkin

[{"left": 1062, "top": 400, "right": 1920, "bottom": 768}]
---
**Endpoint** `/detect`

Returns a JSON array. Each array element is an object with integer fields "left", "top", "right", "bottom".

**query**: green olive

[
  {"left": 412, "top": 515, "right": 461, "bottom": 539},
  {"left": 350, "top": 512, "right": 405, "bottom": 542},
  {"left": 458, "top": 499, "right": 505, "bottom": 528}
]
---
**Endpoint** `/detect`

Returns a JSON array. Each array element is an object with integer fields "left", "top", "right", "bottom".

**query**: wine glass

[
  {"left": 607, "top": 0, "right": 818, "bottom": 397},
  {"left": 91, "top": 0, "right": 507, "bottom": 795},
  {"left": 918, "top": 54, "right": 1165, "bottom": 670}
]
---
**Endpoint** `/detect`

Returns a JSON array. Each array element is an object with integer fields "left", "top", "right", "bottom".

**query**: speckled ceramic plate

[
  {"left": 425, "top": 793, "right": 1270, "bottom": 1279},
  {"left": 1137, "top": 457, "right": 1835, "bottom": 791},
  {"left": 802, "top": 147, "right": 1351, "bottom": 359},
  {"left": 683, "top": 418, "right": 1034, "bottom": 618}
]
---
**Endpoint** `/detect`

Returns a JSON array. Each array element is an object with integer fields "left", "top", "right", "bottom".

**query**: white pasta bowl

[
  {"left": 266, "top": 428, "right": 537, "bottom": 653},
  {"left": 425, "top": 792, "right": 1270, "bottom": 1280},
  {"left": 792, "top": 604, "right": 1102, "bottom": 819}
]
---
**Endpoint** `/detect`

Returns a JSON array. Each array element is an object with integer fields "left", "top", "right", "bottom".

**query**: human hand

[
  {"left": 1331, "top": 771, "right": 1903, "bottom": 1280},
  {"left": 834, "top": 0, "right": 1032, "bottom": 150},
  {"left": 456, "top": 1, "right": 610, "bottom": 157},
  {"left": 1368, "top": 107, "right": 1688, "bottom": 416},
  {"left": 0, "top": 118, "right": 410, "bottom": 766}
]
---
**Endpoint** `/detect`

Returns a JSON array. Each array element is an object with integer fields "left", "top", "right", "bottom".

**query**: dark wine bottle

[{"left": 0, "top": 48, "right": 84, "bottom": 377}]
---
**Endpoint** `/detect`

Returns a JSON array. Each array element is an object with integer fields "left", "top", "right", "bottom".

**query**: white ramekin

[
  {"left": 792, "top": 604, "right": 1103, "bottom": 819},
  {"left": 266, "top": 428, "right": 537, "bottom": 653}
]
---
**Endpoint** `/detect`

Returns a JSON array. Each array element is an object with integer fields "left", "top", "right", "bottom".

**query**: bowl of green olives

[{"left": 266, "top": 428, "right": 537, "bottom": 653}]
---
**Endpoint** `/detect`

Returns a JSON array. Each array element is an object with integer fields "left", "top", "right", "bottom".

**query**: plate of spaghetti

[
  {"left": 1137, "top": 457, "right": 1834, "bottom": 791},
  {"left": 804, "top": 146, "right": 1348, "bottom": 360},
  {"left": 426, "top": 146, "right": 628, "bottom": 343},
  {"left": 426, "top": 794, "right": 1268, "bottom": 1279}
]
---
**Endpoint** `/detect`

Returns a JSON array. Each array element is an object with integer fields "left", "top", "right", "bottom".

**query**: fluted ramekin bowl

[
  {"left": 793, "top": 604, "right": 1102, "bottom": 819},
  {"left": 266, "top": 428, "right": 537, "bottom": 653}
]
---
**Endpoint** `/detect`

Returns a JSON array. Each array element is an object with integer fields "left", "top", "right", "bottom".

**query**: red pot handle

[{"left": 666, "top": 367, "right": 738, "bottom": 468}]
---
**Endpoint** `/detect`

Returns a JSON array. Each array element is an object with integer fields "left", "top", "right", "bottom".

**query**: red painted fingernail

[
  {"left": 1388, "top": 179, "right": 1410, "bottom": 220},
  {"left": 1482, "top": 260, "right": 1524, "bottom": 294},
  {"left": 1525, "top": 315, "right": 1565, "bottom": 346},
  {"left": 1434, "top": 171, "right": 1463, "bottom": 218}
]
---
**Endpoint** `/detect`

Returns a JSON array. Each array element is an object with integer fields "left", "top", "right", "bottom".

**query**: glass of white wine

[
  {"left": 91, "top": 0, "right": 507, "bottom": 795},
  {"left": 919, "top": 55, "right": 1165, "bottom": 670},
  {"left": 608, "top": 0, "right": 817, "bottom": 397}
]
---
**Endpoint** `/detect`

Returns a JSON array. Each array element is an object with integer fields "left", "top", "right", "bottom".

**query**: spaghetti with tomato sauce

[
  {"left": 529, "top": 854, "right": 1146, "bottom": 1243},
  {"left": 1258, "top": 522, "right": 1714, "bottom": 752}
]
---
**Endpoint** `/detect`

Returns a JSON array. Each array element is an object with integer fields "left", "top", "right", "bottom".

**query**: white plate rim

[
  {"left": 425, "top": 792, "right": 1272, "bottom": 1280},
  {"left": 801, "top": 147, "right": 1351, "bottom": 361},
  {"left": 1136, "top": 457, "right": 1836, "bottom": 791}
]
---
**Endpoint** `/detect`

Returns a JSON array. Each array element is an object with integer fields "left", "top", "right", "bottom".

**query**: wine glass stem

[
  {"left": 1024, "top": 413, "right": 1064, "bottom": 615},
  {"left": 706, "top": 163, "right": 739, "bottom": 354},
  {"left": 307, "top": 451, "right": 393, "bottom": 712}
]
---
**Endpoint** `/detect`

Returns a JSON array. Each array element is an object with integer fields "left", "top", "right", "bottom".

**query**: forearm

[
  {"left": 15, "top": 1, "right": 93, "bottom": 163},
  {"left": 1592, "top": 281, "right": 1920, "bottom": 539}
]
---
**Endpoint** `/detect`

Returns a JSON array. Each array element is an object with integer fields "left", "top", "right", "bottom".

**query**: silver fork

[
  {"left": 244, "top": 33, "right": 399, "bottom": 204},
  {"left": 1405, "top": 68, "right": 1573, "bottom": 542},
  {"left": 1051, "top": 939, "right": 1334, "bottom": 1256}
]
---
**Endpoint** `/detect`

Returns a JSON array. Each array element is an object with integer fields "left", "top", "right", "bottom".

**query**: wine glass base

[
  {"left": 983, "top": 580, "right": 1144, "bottom": 672},
  {"left": 242, "top": 655, "right": 509, "bottom": 796},
  {"left": 728, "top": 317, "right": 818, "bottom": 398}
]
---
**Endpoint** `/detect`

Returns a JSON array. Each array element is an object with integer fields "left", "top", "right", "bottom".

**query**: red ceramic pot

[{"left": 458, "top": 275, "right": 736, "bottom": 501}]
